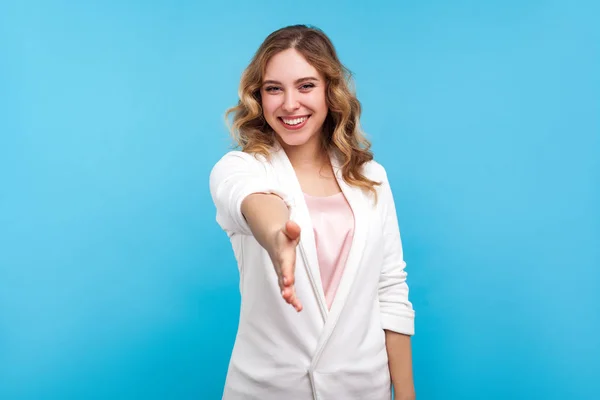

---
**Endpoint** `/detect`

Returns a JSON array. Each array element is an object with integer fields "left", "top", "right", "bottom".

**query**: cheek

[
  {"left": 310, "top": 91, "right": 328, "bottom": 114},
  {"left": 261, "top": 96, "right": 279, "bottom": 118}
]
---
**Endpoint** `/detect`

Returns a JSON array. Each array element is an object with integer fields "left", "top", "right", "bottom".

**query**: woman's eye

[
  {"left": 300, "top": 83, "right": 315, "bottom": 90},
  {"left": 265, "top": 86, "right": 281, "bottom": 92}
]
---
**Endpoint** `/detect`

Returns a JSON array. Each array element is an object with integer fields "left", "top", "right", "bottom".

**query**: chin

[
  {"left": 269, "top": 117, "right": 325, "bottom": 149},
  {"left": 276, "top": 132, "right": 315, "bottom": 147}
]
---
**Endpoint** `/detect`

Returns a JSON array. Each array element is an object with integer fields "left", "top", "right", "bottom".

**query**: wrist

[
  {"left": 394, "top": 385, "right": 416, "bottom": 399},
  {"left": 393, "top": 381, "right": 415, "bottom": 399}
]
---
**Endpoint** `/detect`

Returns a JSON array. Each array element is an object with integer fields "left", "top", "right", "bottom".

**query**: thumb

[{"left": 282, "top": 220, "right": 301, "bottom": 242}]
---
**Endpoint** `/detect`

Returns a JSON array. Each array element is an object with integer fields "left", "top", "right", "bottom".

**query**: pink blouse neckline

[
  {"left": 303, "top": 191, "right": 355, "bottom": 310},
  {"left": 303, "top": 191, "right": 344, "bottom": 199}
]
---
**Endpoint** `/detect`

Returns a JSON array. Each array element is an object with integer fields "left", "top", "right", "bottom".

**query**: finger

[
  {"left": 282, "top": 272, "right": 294, "bottom": 287},
  {"left": 286, "top": 290, "right": 297, "bottom": 307},
  {"left": 292, "top": 295, "right": 303, "bottom": 312},
  {"left": 282, "top": 286, "right": 300, "bottom": 308},
  {"left": 282, "top": 220, "right": 301, "bottom": 242},
  {"left": 284, "top": 287, "right": 302, "bottom": 311},
  {"left": 294, "top": 300, "right": 303, "bottom": 312},
  {"left": 275, "top": 267, "right": 285, "bottom": 290},
  {"left": 281, "top": 260, "right": 295, "bottom": 287},
  {"left": 282, "top": 285, "right": 295, "bottom": 301}
]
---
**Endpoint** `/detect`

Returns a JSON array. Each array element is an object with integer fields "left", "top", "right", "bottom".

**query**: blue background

[{"left": 1, "top": 0, "right": 598, "bottom": 399}]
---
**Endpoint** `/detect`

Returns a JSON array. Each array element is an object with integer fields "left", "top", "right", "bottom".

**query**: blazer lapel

[
  {"left": 268, "top": 145, "right": 371, "bottom": 351},
  {"left": 269, "top": 146, "right": 329, "bottom": 321},
  {"left": 308, "top": 154, "right": 371, "bottom": 370},
  {"left": 327, "top": 157, "right": 369, "bottom": 317}
]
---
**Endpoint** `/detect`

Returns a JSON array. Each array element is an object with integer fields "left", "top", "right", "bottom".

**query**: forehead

[{"left": 263, "top": 48, "right": 321, "bottom": 82}]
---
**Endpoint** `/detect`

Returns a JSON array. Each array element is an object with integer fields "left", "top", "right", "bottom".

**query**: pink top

[{"left": 303, "top": 192, "right": 355, "bottom": 310}]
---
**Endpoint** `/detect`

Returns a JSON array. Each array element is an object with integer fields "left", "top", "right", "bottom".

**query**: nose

[{"left": 282, "top": 91, "right": 300, "bottom": 113}]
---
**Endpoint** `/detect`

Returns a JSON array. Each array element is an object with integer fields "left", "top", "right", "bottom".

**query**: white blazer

[{"left": 209, "top": 144, "right": 415, "bottom": 400}]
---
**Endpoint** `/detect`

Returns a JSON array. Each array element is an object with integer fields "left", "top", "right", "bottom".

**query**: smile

[{"left": 278, "top": 115, "right": 310, "bottom": 130}]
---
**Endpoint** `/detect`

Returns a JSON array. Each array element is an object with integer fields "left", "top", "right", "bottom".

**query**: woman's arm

[
  {"left": 374, "top": 164, "right": 416, "bottom": 398},
  {"left": 241, "top": 193, "right": 290, "bottom": 252},
  {"left": 209, "top": 151, "right": 302, "bottom": 311},
  {"left": 242, "top": 194, "right": 303, "bottom": 311},
  {"left": 376, "top": 165, "right": 415, "bottom": 334},
  {"left": 385, "top": 331, "right": 415, "bottom": 400}
]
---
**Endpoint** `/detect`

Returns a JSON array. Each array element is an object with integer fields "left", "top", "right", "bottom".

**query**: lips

[{"left": 278, "top": 115, "right": 310, "bottom": 130}]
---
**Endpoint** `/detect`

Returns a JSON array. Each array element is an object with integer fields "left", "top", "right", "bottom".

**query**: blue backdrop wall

[{"left": 1, "top": 0, "right": 598, "bottom": 399}]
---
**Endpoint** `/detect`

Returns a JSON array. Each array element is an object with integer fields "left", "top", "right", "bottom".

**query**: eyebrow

[{"left": 262, "top": 76, "right": 319, "bottom": 86}]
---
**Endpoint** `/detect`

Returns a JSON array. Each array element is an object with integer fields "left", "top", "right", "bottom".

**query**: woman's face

[{"left": 260, "top": 48, "right": 329, "bottom": 150}]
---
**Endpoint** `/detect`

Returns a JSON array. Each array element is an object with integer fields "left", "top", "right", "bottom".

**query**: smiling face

[{"left": 260, "top": 48, "right": 329, "bottom": 150}]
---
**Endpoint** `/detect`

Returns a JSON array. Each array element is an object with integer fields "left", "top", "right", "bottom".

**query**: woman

[{"left": 209, "top": 25, "right": 416, "bottom": 400}]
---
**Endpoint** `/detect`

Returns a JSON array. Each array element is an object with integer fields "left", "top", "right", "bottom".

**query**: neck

[{"left": 279, "top": 136, "right": 328, "bottom": 170}]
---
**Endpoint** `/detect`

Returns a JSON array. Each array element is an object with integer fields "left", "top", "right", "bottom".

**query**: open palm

[{"left": 269, "top": 220, "right": 303, "bottom": 312}]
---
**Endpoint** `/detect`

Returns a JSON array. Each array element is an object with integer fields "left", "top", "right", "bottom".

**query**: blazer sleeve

[
  {"left": 209, "top": 151, "right": 292, "bottom": 236},
  {"left": 377, "top": 166, "right": 416, "bottom": 335}
]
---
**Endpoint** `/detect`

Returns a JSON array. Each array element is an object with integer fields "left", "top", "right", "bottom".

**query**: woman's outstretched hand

[
  {"left": 239, "top": 193, "right": 303, "bottom": 312},
  {"left": 268, "top": 220, "right": 303, "bottom": 312}
]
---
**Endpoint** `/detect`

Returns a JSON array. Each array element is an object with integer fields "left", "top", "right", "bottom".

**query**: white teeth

[{"left": 282, "top": 116, "right": 308, "bottom": 126}]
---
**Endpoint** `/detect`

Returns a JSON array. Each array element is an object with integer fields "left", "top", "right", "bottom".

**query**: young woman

[{"left": 209, "top": 25, "right": 416, "bottom": 400}]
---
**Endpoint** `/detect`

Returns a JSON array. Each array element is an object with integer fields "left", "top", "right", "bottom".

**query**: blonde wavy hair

[{"left": 225, "top": 24, "right": 380, "bottom": 196}]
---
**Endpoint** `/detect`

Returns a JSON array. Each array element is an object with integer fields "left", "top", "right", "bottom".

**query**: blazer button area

[{"left": 307, "top": 368, "right": 319, "bottom": 400}]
